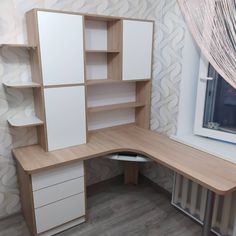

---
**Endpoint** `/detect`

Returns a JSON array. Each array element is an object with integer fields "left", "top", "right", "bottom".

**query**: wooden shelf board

[
  {"left": 88, "top": 102, "right": 145, "bottom": 113},
  {"left": 0, "top": 44, "right": 36, "bottom": 49},
  {"left": 3, "top": 81, "right": 41, "bottom": 88},
  {"left": 86, "top": 79, "right": 150, "bottom": 85},
  {"left": 85, "top": 15, "right": 120, "bottom": 21},
  {"left": 8, "top": 116, "right": 44, "bottom": 128},
  {"left": 86, "top": 49, "right": 120, "bottom": 53}
]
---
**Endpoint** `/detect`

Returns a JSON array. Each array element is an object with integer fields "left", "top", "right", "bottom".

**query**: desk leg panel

[
  {"left": 124, "top": 162, "right": 139, "bottom": 185},
  {"left": 16, "top": 162, "right": 37, "bottom": 236}
]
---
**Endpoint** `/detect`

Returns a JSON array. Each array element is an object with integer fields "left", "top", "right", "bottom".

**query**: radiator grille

[{"left": 172, "top": 173, "right": 236, "bottom": 236}]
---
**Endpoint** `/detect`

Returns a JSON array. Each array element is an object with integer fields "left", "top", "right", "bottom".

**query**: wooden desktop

[{"left": 14, "top": 124, "right": 236, "bottom": 236}]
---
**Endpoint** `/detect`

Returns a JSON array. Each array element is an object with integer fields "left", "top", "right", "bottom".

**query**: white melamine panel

[
  {"left": 85, "top": 20, "right": 107, "bottom": 50},
  {"left": 88, "top": 108, "right": 135, "bottom": 130},
  {"left": 87, "top": 83, "right": 136, "bottom": 107},
  {"left": 33, "top": 177, "right": 84, "bottom": 208},
  {"left": 32, "top": 162, "right": 84, "bottom": 191},
  {"left": 122, "top": 20, "right": 153, "bottom": 80},
  {"left": 39, "top": 217, "right": 85, "bottom": 236},
  {"left": 35, "top": 193, "right": 85, "bottom": 233},
  {"left": 86, "top": 53, "right": 107, "bottom": 80},
  {"left": 44, "top": 86, "right": 86, "bottom": 151},
  {"left": 37, "top": 11, "right": 85, "bottom": 85}
]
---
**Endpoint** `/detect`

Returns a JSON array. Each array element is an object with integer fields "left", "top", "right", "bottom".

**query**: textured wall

[
  {"left": 142, "top": 0, "right": 185, "bottom": 192},
  {"left": 0, "top": 0, "right": 185, "bottom": 218}
]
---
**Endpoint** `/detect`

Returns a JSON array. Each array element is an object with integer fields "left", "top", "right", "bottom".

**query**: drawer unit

[
  {"left": 31, "top": 161, "right": 86, "bottom": 235},
  {"left": 35, "top": 193, "right": 85, "bottom": 234},
  {"left": 32, "top": 161, "right": 84, "bottom": 191},
  {"left": 33, "top": 177, "right": 84, "bottom": 208}
]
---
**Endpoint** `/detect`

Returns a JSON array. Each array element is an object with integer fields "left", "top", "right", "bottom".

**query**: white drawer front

[
  {"left": 33, "top": 177, "right": 84, "bottom": 208},
  {"left": 32, "top": 162, "right": 84, "bottom": 191},
  {"left": 35, "top": 193, "right": 85, "bottom": 234}
]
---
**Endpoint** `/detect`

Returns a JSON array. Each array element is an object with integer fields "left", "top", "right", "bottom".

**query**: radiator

[{"left": 172, "top": 173, "right": 236, "bottom": 236}]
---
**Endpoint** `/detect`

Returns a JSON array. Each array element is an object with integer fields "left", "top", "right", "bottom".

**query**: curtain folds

[{"left": 178, "top": 0, "right": 236, "bottom": 89}]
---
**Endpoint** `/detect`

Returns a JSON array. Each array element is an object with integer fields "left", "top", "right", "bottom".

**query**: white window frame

[{"left": 194, "top": 55, "right": 236, "bottom": 144}]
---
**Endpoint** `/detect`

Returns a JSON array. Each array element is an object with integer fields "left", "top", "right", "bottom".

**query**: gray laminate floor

[{"left": 0, "top": 177, "right": 211, "bottom": 236}]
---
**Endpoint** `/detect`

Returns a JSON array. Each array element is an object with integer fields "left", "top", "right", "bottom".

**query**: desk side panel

[{"left": 16, "top": 161, "right": 37, "bottom": 236}]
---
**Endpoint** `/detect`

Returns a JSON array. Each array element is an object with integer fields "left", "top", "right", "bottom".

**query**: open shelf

[
  {"left": 0, "top": 44, "right": 36, "bottom": 49},
  {"left": 8, "top": 115, "right": 43, "bottom": 128},
  {"left": 85, "top": 18, "right": 122, "bottom": 82},
  {"left": 87, "top": 109, "right": 135, "bottom": 131},
  {"left": 88, "top": 102, "right": 145, "bottom": 113},
  {"left": 3, "top": 81, "right": 41, "bottom": 88}
]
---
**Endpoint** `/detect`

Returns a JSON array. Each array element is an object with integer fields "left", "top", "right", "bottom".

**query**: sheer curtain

[{"left": 178, "top": 0, "right": 236, "bottom": 89}]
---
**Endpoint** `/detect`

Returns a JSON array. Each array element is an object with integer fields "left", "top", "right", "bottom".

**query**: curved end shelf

[
  {"left": 0, "top": 44, "right": 37, "bottom": 50},
  {"left": 8, "top": 116, "right": 44, "bottom": 128},
  {"left": 3, "top": 81, "right": 41, "bottom": 88}
]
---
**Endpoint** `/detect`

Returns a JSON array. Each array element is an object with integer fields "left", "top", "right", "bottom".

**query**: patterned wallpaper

[{"left": 0, "top": 0, "right": 185, "bottom": 218}]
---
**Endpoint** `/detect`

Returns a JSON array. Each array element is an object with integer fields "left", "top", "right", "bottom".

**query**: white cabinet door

[
  {"left": 44, "top": 86, "right": 86, "bottom": 151},
  {"left": 37, "top": 11, "right": 85, "bottom": 85},
  {"left": 122, "top": 20, "right": 153, "bottom": 80}
]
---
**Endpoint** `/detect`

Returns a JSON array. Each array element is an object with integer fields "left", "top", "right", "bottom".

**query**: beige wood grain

[
  {"left": 86, "top": 50, "right": 119, "bottom": 53},
  {"left": 0, "top": 44, "right": 36, "bottom": 49},
  {"left": 16, "top": 162, "right": 37, "bottom": 236},
  {"left": 26, "top": 9, "right": 48, "bottom": 151},
  {"left": 86, "top": 79, "right": 150, "bottom": 85},
  {"left": 107, "top": 20, "right": 122, "bottom": 81},
  {"left": 13, "top": 124, "right": 236, "bottom": 195},
  {"left": 124, "top": 162, "right": 139, "bottom": 185},
  {"left": 28, "top": 8, "right": 154, "bottom": 23},
  {"left": 88, "top": 102, "right": 145, "bottom": 113},
  {"left": 135, "top": 81, "right": 152, "bottom": 129}
]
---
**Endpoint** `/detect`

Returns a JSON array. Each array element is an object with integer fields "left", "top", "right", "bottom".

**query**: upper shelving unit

[
  {"left": 84, "top": 16, "right": 122, "bottom": 82},
  {"left": 0, "top": 44, "right": 36, "bottom": 49},
  {"left": 3, "top": 81, "right": 41, "bottom": 88}
]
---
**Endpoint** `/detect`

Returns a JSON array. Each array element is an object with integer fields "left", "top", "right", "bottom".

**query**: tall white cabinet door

[
  {"left": 122, "top": 20, "right": 153, "bottom": 80},
  {"left": 44, "top": 86, "right": 86, "bottom": 151},
  {"left": 37, "top": 11, "right": 85, "bottom": 85}
]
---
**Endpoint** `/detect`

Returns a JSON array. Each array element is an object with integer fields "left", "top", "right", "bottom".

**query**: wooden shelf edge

[
  {"left": 86, "top": 79, "right": 150, "bottom": 85},
  {"left": 88, "top": 102, "right": 145, "bottom": 113},
  {"left": 3, "top": 81, "right": 41, "bottom": 88},
  {"left": 8, "top": 116, "right": 44, "bottom": 128},
  {"left": 88, "top": 123, "right": 136, "bottom": 133},
  {"left": 0, "top": 44, "right": 37, "bottom": 49},
  {"left": 85, "top": 49, "right": 120, "bottom": 53}
]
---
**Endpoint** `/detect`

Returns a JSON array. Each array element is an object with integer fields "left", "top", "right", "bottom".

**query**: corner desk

[{"left": 13, "top": 124, "right": 236, "bottom": 236}]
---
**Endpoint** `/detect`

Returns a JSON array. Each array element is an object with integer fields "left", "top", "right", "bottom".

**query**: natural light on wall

[{"left": 178, "top": 0, "right": 236, "bottom": 89}]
